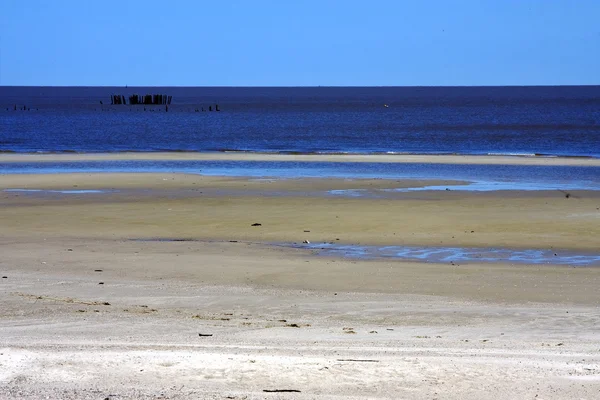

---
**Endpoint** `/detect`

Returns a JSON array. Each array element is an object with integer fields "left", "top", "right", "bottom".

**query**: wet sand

[
  {"left": 1, "top": 173, "right": 599, "bottom": 250},
  {"left": 1, "top": 171, "right": 600, "bottom": 399}
]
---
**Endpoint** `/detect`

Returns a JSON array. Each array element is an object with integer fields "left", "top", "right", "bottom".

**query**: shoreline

[{"left": 1, "top": 151, "right": 600, "bottom": 166}]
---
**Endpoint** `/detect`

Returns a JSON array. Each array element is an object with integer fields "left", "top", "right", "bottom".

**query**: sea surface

[
  {"left": 1, "top": 86, "right": 599, "bottom": 157},
  {"left": 2, "top": 160, "right": 600, "bottom": 192}
]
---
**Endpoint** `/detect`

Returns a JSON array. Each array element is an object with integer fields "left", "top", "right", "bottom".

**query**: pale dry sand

[
  {"left": 1, "top": 151, "right": 600, "bottom": 166},
  {"left": 1, "top": 172, "right": 600, "bottom": 399}
]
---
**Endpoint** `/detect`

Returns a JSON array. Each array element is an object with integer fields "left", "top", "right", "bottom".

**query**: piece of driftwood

[{"left": 263, "top": 389, "right": 301, "bottom": 393}]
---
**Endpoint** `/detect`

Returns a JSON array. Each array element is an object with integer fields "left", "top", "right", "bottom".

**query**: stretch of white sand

[
  {"left": 2, "top": 239, "right": 599, "bottom": 400},
  {"left": 0, "top": 151, "right": 599, "bottom": 166}
]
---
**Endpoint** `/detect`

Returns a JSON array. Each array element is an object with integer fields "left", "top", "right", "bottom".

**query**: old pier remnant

[{"left": 110, "top": 94, "right": 172, "bottom": 105}]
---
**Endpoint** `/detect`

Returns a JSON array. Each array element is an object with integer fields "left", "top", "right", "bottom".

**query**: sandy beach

[
  {"left": 1, "top": 151, "right": 600, "bottom": 166},
  {"left": 1, "top": 163, "right": 600, "bottom": 399}
]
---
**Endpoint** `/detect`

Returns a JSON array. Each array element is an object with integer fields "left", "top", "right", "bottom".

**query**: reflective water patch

[
  {"left": 4, "top": 188, "right": 111, "bottom": 194},
  {"left": 288, "top": 242, "right": 600, "bottom": 266}
]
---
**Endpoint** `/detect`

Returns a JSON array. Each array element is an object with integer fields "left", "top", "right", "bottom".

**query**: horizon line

[{"left": 2, "top": 84, "right": 599, "bottom": 88}]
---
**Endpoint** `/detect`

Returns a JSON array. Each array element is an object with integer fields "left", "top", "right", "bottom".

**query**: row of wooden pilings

[{"left": 109, "top": 94, "right": 172, "bottom": 105}]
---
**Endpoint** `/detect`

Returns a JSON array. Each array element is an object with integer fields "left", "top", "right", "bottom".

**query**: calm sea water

[
  {"left": 1, "top": 160, "right": 599, "bottom": 190},
  {"left": 1, "top": 86, "right": 599, "bottom": 156}
]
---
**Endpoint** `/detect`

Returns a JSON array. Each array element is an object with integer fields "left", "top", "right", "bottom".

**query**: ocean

[{"left": 1, "top": 86, "right": 599, "bottom": 157}]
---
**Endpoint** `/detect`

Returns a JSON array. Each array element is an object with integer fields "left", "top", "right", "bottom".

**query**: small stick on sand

[{"left": 263, "top": 389, "right": 301, "bottom": 393}]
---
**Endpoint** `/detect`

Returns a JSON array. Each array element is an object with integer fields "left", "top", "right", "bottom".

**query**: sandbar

[{"left": 1, "top": 151, "right": 599, "bottom": 166}]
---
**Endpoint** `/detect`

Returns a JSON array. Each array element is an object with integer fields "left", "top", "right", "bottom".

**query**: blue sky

[{"left": 1, "top": 0, "right": 599, "bottom": 86}]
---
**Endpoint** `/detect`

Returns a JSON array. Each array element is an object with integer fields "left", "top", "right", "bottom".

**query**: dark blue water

[{"left": 1, "top": 86, "right": 599, "bottom": 157}]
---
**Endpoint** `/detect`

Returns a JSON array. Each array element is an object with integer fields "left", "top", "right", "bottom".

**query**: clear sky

[{"left": 1, "top": 0, "right": 599, "bottom": 86}]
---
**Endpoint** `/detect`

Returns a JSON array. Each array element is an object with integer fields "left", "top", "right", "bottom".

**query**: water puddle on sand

[
  {"left": 3, "top": 188, "right": 113, "bottom": 194},
  {"left": 328, "top": 180, "right": 600, "bottom": 196},
  {"left": 126, "top": 239, "right": 600, "bottom": 266},
  {"left": 327, "top": 182, "right": 597, "bottom": 198},
  {"left": 390, "top": 180, "right": 599, "bottom": 192},
  {"left": 287, "top": 243, "right": 600, "bottom": 266}
]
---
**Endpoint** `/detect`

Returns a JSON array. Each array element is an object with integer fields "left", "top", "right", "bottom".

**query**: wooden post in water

[{"left": 107, "top": 93, "right": 173, "bottom": 106}]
